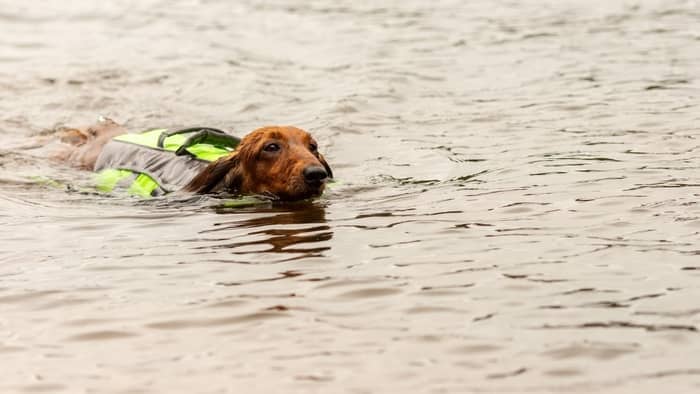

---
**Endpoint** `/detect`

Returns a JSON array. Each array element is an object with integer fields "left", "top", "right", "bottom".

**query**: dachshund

[
  {"left": 51, "top": 119, "right": 332, "bottom": 201},
  {"left": 184, "top": 125, "right": 333, "bottom": 200}
]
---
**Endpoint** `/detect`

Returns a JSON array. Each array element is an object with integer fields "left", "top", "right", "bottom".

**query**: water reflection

[{"left": 200, "top": 202, "right": 332, "bottom": 262}]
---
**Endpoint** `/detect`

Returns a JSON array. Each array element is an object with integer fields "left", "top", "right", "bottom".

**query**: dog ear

[
  {"left": 318, "top": 153, "right": 333, "bottom": 179},
  {"left": 184, "top": 153, "right": 243, "bottom": 194}
]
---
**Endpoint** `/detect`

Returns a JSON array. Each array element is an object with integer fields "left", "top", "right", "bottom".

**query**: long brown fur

[
  {"left": 184, "top": 126, "right": 332, "bottom": 200},
  {"left": 53, "top": 121, "right": 332, "bottom": 201},
  {"left": 51, "top": 118, "right": 128, "bottom": 170}
]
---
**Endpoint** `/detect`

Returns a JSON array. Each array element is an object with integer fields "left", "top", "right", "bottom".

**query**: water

[{"left": 1, "top": 1, "right": 700, "bottom": 392}]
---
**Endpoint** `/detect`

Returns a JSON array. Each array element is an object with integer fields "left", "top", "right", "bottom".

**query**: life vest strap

[
  {"left": 94, "top": 127, "right": 239, "bottom": 195},
  {"left": 156, "top": 127, "right": 241, "bottom": 156}
]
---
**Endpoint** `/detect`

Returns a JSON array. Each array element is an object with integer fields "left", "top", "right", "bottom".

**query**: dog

[{"left": 51, "top": 119, "right": 332, "bottom": 201}]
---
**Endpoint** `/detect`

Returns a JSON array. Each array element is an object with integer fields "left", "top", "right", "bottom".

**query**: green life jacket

[{"left": 94, "top": 127, "right": 240, "bottom": 197}]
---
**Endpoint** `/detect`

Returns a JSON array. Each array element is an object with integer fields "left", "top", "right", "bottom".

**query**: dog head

[{"left": 185, "top": 126, "right": 332, "bottom": 201}]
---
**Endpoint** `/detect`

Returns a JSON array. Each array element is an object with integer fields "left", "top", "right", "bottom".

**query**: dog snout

[{"left": 303, "top": 165, "right": 328, "bottom": 184}]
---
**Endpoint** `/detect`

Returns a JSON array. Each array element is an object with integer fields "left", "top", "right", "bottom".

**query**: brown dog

[
  {"left": 184, "top": 126, "right": 332, "bottom": 200},
  {"left": 53, "top": 120, "right": 332, "bottom": 201}
]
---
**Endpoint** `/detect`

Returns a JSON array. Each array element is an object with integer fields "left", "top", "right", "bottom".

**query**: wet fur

[
  {"left": 184, "top": 126, "right": 332, "bottom": 200},
  {"left": 50, "top": 119, "right": 128, "bottom": 170},
  {"left": 53, "top": 121, "right": 332, "bottom": 201}
]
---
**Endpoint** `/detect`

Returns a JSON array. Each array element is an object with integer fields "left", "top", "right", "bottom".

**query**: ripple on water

[{"left": 1, "top": 0, "right": 700, "bottom": 393}]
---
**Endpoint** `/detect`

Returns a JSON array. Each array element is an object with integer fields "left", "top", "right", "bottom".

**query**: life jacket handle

[{"left": 156, "top": 127, "right": 241, "bottom": 157}]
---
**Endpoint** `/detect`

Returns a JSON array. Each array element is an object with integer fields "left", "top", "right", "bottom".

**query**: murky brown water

[{"left": 1, "top": 0, "right": 700, "bottom": 393}]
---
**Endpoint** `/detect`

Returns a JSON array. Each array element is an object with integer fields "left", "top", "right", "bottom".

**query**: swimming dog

[{"left": 52, "top": 119, "right": 332, "bottom": 201}]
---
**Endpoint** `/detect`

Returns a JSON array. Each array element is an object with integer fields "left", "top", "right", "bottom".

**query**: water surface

[{"left": 1, "top": 0, "right": 700, "bottom": 393}]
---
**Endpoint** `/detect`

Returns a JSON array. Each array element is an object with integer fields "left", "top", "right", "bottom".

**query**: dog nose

[{"left": 303, "top": 166, "right": 328, "bottom": 183}]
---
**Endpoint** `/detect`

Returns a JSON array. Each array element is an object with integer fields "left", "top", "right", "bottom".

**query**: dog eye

[{"left": 263, "top": 143, "right": 280, "bottom": 152}]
